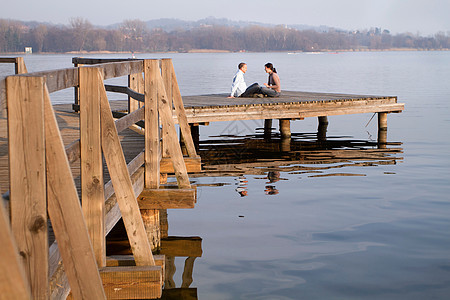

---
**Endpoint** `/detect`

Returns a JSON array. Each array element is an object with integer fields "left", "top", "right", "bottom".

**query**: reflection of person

[
  {"left": 235, "top": 175, "right": 248, "bottom": 197},
  {"left": 265, "top": 185, "right": 279, "bottom": 195},
  {"left": 267, "top": 171, "right": 280, "bottom": 183},
  {"left": 228, "top": 63, "right": 261, "bottom": 98},
  {"left": 260, "top": 63, "right": 281, "bottom": 97}
]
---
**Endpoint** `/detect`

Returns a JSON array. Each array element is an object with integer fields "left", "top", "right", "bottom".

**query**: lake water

[{"left": 1, "top": 51, "right": 450, "bottom": 299}]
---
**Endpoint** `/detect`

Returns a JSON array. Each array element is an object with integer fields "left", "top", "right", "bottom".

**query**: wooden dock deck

[{"left": 181, "top": 91, "right": 403, "bottom": 123}]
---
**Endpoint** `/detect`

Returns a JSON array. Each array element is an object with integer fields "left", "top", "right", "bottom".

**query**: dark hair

[
  {"left": 265, "top": 62, "right": 277, "bottom": 73},
  {"left": 238, "top": 62, "right": 246, "bottom": 70}
]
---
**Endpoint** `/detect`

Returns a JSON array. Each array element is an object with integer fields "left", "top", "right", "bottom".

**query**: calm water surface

[{"left": 1, "top": 51, "right": 449, "bottom": 299}]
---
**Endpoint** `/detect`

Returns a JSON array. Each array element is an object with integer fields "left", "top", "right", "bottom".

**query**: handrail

[{"left": 105, "top": 84, "right": 144, "bottom": 102}]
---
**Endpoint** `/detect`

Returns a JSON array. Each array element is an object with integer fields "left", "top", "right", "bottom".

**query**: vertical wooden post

[
  {"left": 99, "top": 70, "right": 155, "bottom": 266},
  {"left": 160, "top": 59, "right": 173, "bottom": 158},
  {"left": 378, "top": 112, "right": 388, "bottom": 149},
  {"left": 128, "top": 72, "right": 144, "bottom": 113},
  {"left": 15, "top": 57, "right": 28, "bottom": 74},
  {"left": 264, "top": 119, "right": 273, "bottom": 138},
  {"left": 0, "top": 197, "right": 32, "bottom": 299},
  {"left": 181, "top": 257, "right": 196, "bottom": 288},
  {"left": 44, "top": 85, "right": 106, "bottom": 299},
  {"left": 7, "top": 76, "right": 48, "bottom": 299},
  {"left": 378, "top": 112, "right": 388, "bottom": 130},
  {"left": 79, "top": 67, "right": 106, "bottom": 268},
  {"left": 318, "top": 116, "right": 328, "bottom": 142},
  {"left": 144, "top": 60, "right": 160, "bottom": 189},
  {"left": 279, "top": 119, "right": 291, "bottom": 138},
  {"left": 190, "top": 125, "right": 199, "bottom": 150}
]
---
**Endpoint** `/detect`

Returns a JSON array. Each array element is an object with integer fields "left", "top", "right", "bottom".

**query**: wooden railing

[{"left": 1, "top": 58, "right": 199, "bottom": 299}]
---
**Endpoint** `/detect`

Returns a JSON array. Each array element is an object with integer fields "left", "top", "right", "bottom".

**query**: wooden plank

[
  {"left": 22, "top": 68, "right": 78, "bottom": 93},
  {"left": 160, "top": 237, "right": 203, "bottom": 257},
  {"left": 44, "top": 85, "right": 106, "bottom": 299},
  {"left": 160, "top": 156, "right": 202, "bottom": 173},
  {"left": 0, "top": 57, "right": 18, "bottom": 63},
  {"left": 165, "top": 59, "right": 198, "bottom": 158},
  {"left": 115, "top": 106, "right": 144, "bottom": 134},
  {"left": 99, "top": 71, "right": 155, "bottom": 266},
  {"left": 97, "top": 60, "right": 144, "bottom": 80},
  {"left": 79, "top": 67, "right": 106, "bottom": 268},
  {"left": 138, "top": 188, "right": 196, "bottom": 209},
  {"left": 156, "top": 70, "right": 191, "bottom": 189},
  {"left": 6, "top": 76, "right": 48, "bottom": 299},
  {"left": 0, "top": 194, "right": 32, "bottom": 300},
  {"left": 160, "top": 59, "right": 173, "bottom": 158},
  {"left": 128, "top": 72, "right": 144, "bottom": 113},
  {"left": 144, "top": 60, "right": 160, "bottom": 189},
  {"left": 100, "top": 266, "right": 163, "bottom": 299}
]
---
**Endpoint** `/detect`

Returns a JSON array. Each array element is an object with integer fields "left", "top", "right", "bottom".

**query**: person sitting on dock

[
  {"left": 228, "top": 62, "right": 261, "bottom": 98},
  {"left": 260, "top": 63, "right": 281, "bottom": 97}
]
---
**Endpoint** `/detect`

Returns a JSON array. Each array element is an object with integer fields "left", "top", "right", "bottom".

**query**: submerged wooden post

[
  {"left": 264, "top": 119, "right": 273, "bottom": 138},
  {"left": 318, "top": 116, "right": 328, "bottom": 141},
  {"left": 378, "top": 112, "right": 388, "bottom": 148},
  {"left": 279, "top": 119, "right": 291, "bottom": 138},
  {"left": 7, "top": 76, "right": 48, "bottom": 299},
  {"left": 79, "top": 67, "right": 106, "bottom": 268}
]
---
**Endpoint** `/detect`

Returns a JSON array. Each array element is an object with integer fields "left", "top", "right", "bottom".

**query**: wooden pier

[
  {"left": 0, "top": 57, "right": 404, "bottom": 299},
  {"left": 0, "top": 58, "right": 200, "bottom": 299}
]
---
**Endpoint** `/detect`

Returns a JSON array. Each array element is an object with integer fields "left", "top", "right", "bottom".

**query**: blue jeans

[
  {"left": 261, "top": 87, "right": 280, "bottom": 97},
  {"left": 240, "top": 83, "right": 261, "bottom": 97}
]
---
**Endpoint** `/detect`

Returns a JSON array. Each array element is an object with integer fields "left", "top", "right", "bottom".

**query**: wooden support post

[
  {"left": 318, "top": 116, "right": 328, "bottom": 142},
  {"left": 99, "top": 70, "right": 155, "bottom": 267},
  {"left": 43, "top": 85, "right": 106, "bottom": 299},
  {"left": 15, "top": 57, "right": 28, "bottom": 74},
  {"left": 280, "top": 137, "right": 291, "bottom": 152},
  {"left": 144, "top": 60, "right": 160, "bottom": 189},
  {"left": 190, "top": 124, "right": 200, "bottom": 150},
  {"left": 378, "top": 112, "right": 388, "bottom": 149},
  {"left": 165, "top": 256, "right": 176, "bottom": 289},
  {"left": 378, "top": 112, "right": 388, "bottom": 130},
  {"left": 155, "top": 67, "right": 191, "bottom": 189},
  {"left": 279, "top": 119, "right": 291, "bottom": 138},
  {"left": 264, "top": 119, "right": 273, "bottom": 138},
  {"left": 7, "top": 76, "right": 48, "bottom": 299},
  {"left": 79, "top": 67, "right": 106, "bottom": 268},
  {"left": 128, "top": 72, "right": 144, "bottom": 113},
  {"left": 140, "top": 209, "right": 161, "bottom": 250},
  {"left": 162, "top": 59, "right": 198, "bottom": 158},
  {"left": 0, "top": 179, "right": 32, "bottom": 299}
]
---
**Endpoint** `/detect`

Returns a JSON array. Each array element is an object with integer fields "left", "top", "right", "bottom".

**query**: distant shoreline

[{"left": 1, "top": 48, "right": 449, "bottom": 55}]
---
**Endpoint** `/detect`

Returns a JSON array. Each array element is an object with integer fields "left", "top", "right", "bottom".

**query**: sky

[{"left": 2, "top": 0, "right": 449, "bottom": 35}]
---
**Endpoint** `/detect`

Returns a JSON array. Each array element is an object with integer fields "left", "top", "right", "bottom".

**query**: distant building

[{"left": 25, "top": 47, "right": 32, "bottom": 54}]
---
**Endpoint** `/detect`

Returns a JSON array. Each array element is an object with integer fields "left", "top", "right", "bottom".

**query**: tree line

[{"left": 1, "top": 18, "right": 449, "bottom": 53}]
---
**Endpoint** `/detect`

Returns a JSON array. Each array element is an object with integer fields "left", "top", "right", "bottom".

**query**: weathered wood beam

[
  {"left": 99, "top": 266, "right": 163, "bottom": 299},
  {"left": 79, "top": 67, "right": 106, "bottom": 268},
  {"left": 160, "top": 156, "right": 202, "bottom": 173},
  {"left": 7, "top": 76, "right": 48, "bottom": 299},
  {"left": 137, "top": 187, "right": 197, "bottom": 209},
  {"left": 160, "top": 237, "right": 203, "bottom": 257}
]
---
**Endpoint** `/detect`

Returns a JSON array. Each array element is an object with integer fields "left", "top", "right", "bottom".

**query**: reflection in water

[{"left": 192, "top": 131, "right": 403, "bottom": 197}]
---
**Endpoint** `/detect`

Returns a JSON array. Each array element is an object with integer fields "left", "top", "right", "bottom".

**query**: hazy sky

[{"left": 2, "top": 0, "right": 449, "bottom": 35}]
